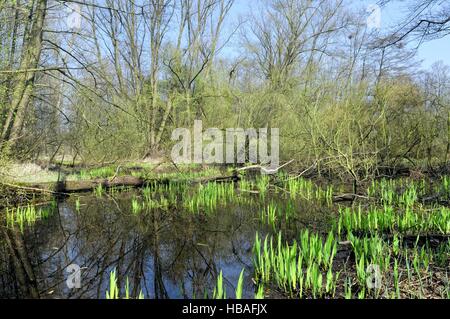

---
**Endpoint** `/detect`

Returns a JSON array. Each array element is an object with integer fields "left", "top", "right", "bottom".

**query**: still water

[{"left": 0, "top": 190, "right": 332, "bottom": 299}]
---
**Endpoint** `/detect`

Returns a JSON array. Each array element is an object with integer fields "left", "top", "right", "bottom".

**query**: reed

[
  {"left": 256, "top": 175, "right": 270, "bottom": 197},
  {"left": 235, "top": 269, "right": 245, "bottom": 299},
  {"left": 367, "top": 178, "right": 428, "bottom": 207},
  {"left": 254, "top": 284, "right": 265, "bottom": 299},
  {"left": 212, "top": 270, "right": 226, "bottom": 299},
  {"left": 106, "top": 269, "right": 119, "bottom": 299},
  {"left": 283, "top": 177, "right": 333, "bottom": 204},
  {"left": 338, "top": 205, "right": 450, "bottom": 236},
  {"left": 131, "top": 197, "right": 144, "bottom": 214},
  {"left": 75, "top": 198, "right": 81, "bottom": 212},
  {"left": 253, "top": 230, "right": 338, "bottom": 298},
  {"left": 6, "top": 204, "right": 53, "bottom": 232},
  {"left": 260, "top": 201, "right": 277, "bottom": 229},
  {"left": 106, "top": 269, "right": 144, "bottom": 299},
  {"left": 184, "top": 182, "right": 235, "bottom": 214},
  {"left": 94, "top": 184, "right": 104, "bottom": 197}
]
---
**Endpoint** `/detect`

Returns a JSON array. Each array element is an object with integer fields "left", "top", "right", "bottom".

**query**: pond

[{"left": 0, "top": 176, "right": 449, "bottom": 299}]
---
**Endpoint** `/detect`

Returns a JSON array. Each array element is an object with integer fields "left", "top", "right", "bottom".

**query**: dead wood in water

[
  {"left": 2, "top": 174, "right": 240, "bottom": 194},
  {"left": 332, "top": 193, "right": 371, "bottom": 202},
  {"left": 0, "top": 181, "right": 63, "bottom": 194}
]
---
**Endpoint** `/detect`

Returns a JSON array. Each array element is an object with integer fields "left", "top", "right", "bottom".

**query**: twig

[
  {"left": 109, "top": 165, "right": 122, "bottom": 181},
  {"left": 0, "top": 181, "right": 64, "bottom": 195},
  {"left": 237, "top": 159, "right": 295, "bottom": 174}
]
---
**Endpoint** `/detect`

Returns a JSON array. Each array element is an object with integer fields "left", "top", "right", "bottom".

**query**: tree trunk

[{"left": 0, "top": 0, "right": 47, "bottom": 149}]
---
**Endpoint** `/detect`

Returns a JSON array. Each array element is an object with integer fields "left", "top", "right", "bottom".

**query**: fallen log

[
  {"left": 332, "top": 193, "right": 371, "bottom": 202},
  {"left": 2, "top": 174, "right": 240, "bottom": 194}
]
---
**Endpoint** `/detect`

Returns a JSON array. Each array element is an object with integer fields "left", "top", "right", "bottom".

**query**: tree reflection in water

[{"left": 0, "top": 194, "right": 258, "bottom": 299}]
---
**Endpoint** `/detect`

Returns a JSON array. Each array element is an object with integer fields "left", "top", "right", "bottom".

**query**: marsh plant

[
  {"left": 94, "top": 184, "right": 104, "bottom": 197},
  {"left": 3, "top": 170, "right": 449, "bottom": 300},
  {"left": 75, "top": 197, "right": 81, "bottom": 212},
  {"left": 212, "top": 270, "right": 226, "bottom": 299},
  {"left": 6, "top": 204, "right": 53, "bottom": 232},
  {"left": 211, "top": 269, "right": 253, "bottom": 299},
  {"left": 338, "top": 205, "right": 450, "bottom": 236},
  {"left": 283, "top": 177, "right": 333, "bottom": 204},
  {"left": 106, "top": 269, "right": 144, "bottom": 299},
  {"left": 184, "top": 182, "right": 235, "bottom": 213},
  {"left": 253, "top": 230, "right": 338, "bottom": 298}
]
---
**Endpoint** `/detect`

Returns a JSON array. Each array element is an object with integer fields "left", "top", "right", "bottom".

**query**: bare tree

[{"left": 380, "top": 0, "right": 450, "bottom": 46}]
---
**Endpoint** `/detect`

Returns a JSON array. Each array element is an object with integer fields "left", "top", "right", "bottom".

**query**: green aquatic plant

[
  {"left": 367, "top": 178, "right": 428, "bottom": 208},
  {"left": 213, "top": 270, "right": 226, "bottom": 299},
  {"left": 94, "top": 184, "right": 104, "bottom": 197},
  {"left": 254, "top": 284, "right": 265, "bottom": 299},
  {"left": 106, "top": 269, "right": 144, "bottom": 299},
  {"left": 253, "top": 230, "right": 338, "bottom": 297},
  {"left": 235, "top": 269, "right": 245, "bottom": 299},
  {"left": 344, "top": 277, "right": 353, "bottom": 299},
  {"left": 325, "top": 185, "right": 334, "bottom": 206},
  {"left": 338, "top": 205, "right": 450, "bottom": 236},
  {"left": 131, "top": 198, "right": 143, "bottom": 214},
  {"left": 6, "top": 204, "right": 53, "bottom": 232},
  {"left": 75, "top": 198, "right": 81, "bottom": 212},
  {"left": 239, "top": 179, "right": 253, "bottom": 192},
  {"left": 256, "top": 175, "right": 270, "bottom": 197},
  {"left": 184, "top": 182, "right": 235, "bottom": 214},
  {"left": 393, "top": 258, "right": 400, "bottom": 299},
  {"left": 349, "top": 233, "right": 391, "bottom": 274},
  {"left": 261, "top": 202, "right": 277, "bottom": 229},
  {"left": 288, "top": 178, "right": 313, "bottom": 200},
  {"left": 106, "top": 269, "right": 119, "bottom": 299},
  {"left": 283, "top": 177, "right": 333, "bottom": 204},
  {"left": 445, "top": 273, "right": 450, "bottom": 299},
  {"left": 79, "top": 166, "right": 117, "bottom": 180}
]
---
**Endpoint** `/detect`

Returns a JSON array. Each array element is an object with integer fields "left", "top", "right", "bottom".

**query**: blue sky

[
  {"left": 376, "top": 0, "right": 450, "bottom": 69},
  {"left": 416, "top": 38, "right": 450, "bottom": 69},
  {"left": 225, "top": 0, "right": 450, "bottom": 70}
]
